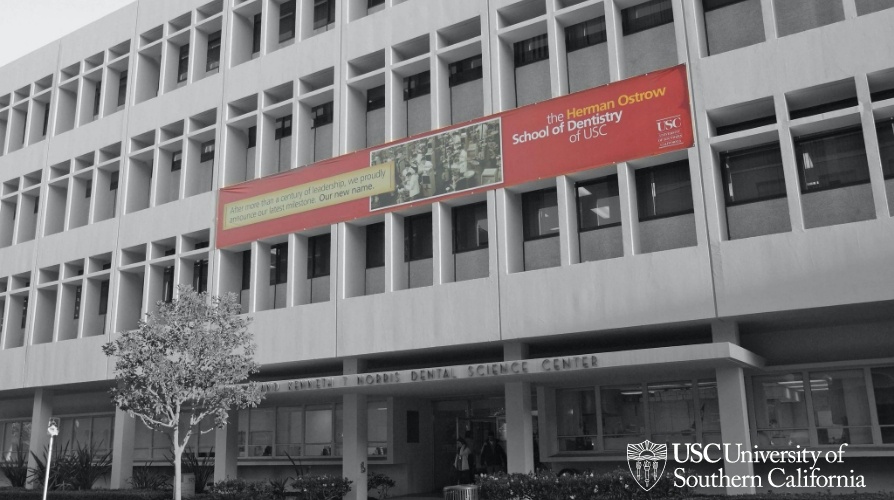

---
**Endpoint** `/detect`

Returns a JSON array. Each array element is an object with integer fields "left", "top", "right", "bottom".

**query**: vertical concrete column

[
  {"left": 617, "top": 162, "right": 641, "bottom": 256},
  {"left": 842, "top": 0, "right": 859, "bottom": 19},
  {"left": 432, "top": 202, "right": 454, "bottom": 285},
  {"left": 671, "top": 0, "right": 689, "bottom": 64},
  {"left": 556, "top": 175, "right": 580, "bottom": 267},
  {"left": 214, "top": 410, "right": 240, "bottom": 482},
  {"left": 545, "top": 1, "right": 566, "bottom": 98},
  {"left": 343, "top": 359, "right": 368, "bottom": 500},
  {"left": 712, "top": 321, "right": 756, "bottom": 495},
  {"left": 855, "top": 73, "right": 890, "bottom": 218},
  {"left": 110, "top": 409, "right": 136, "bottom": 489},
  {"left": 385, "top": 212, "right": 406, "bottom": 292},
  {"left": 604, "top": 0, "right": 625, "bottom": 81},
  {"left": 774, "top": 96, "right": 806, "bottom": 231},
  {"left": 759, "top": 0, "right": 778, "bottom": 41},
  {"left": 26, "top": 389, "right": 54, "bottom": 489},
  {"left": 504, "top": 343, "right": 534, "bottom": 474}
]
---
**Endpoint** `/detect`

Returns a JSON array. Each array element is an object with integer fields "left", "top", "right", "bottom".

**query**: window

[
  {"left": 241, "top": 250, "right": 252, "bottom": 290},
  {"left": 269, "top": 243, "right": 288, "bottom": 285},
  {"left": 367, "top": 85, "right": 386, "bottom": 112},
  {"left": 873, "top": 367, "right": 894, "bottom": 443},
  {"left": 795, "top": 127, "right": 870, "bottom": 193},
  {"left": 248, "top": 126, "right": 257, "bottom": 148},
  {"left": 21, "top": 297, "right": 27, "bottom": 329},
  {"left": 875, "top": 119, "right": 894, "bottom": 179},
  {"left": 313, "top": 0, "right": 335, "bottom": 31},
  {"left": 453, "top": 202, "right": 488, "bottom": 253},
  {"left": 117, "top": 71, "right": 128, "bottom": 108},
  {"left": 33, "top": 196, "right": 39, "bottom": 214},
  {"left": 54, "top": 415, "right": 113, "bottom": 456},
  {"left": 73, "top": 285, "right": 82, "bottom": 320},
  {"left": 621, "top": 0, "right": 674, "bottom": 36},
  {"left": 601, "top": 385, "right": 645, "bottom": 451},
  {"left": 312, "top": 102, "right": 334, "bottom": 128},
  {"left": 86, "top": 183, "right": 92, "bottom": 198},
  {"left": 404, "top": 212, "right": 432, "bottom": 262},
  {"left": 368, "top": 0, "right": 385, "bottom": 9},
  {"left": 42, "top": 103, "right": 50, "bottom": 136},
  {"left": 752, "top": 373, "right": 810, "bottom": 446},
  {"left": 514, "top": 34, "right": 549, "bottom": 68},
  {"left": 252, "top": 13, "right": 262, "bottom": 54},
  {"left": 703, "top": 0, "right": 751, "bottom": 11},
  {"left": 1, "top": 421, "right": 31, "bottom": 459},
  {"left": 93, "top": 81, "right": 102, "bottom": 117},
  {"left": 366, "top": 222, "right": 385, "bottom": 269},
  {"left": 522, "top": 189, "right": 559, "bottom": 240},
  {"left": 449, "top": 55, "right": 483, "bottom": 87},
  {"left": 811, "top": 370, "right": 872, "bottom": 445},
  {"left": 305, "top": 408, "right": 334, "bottom": 455},
  {"left": 577, "top": 176, "right": 620, "bottom": 231},
  {"left": 206, "top": 31, "right": 222, "bottom": 71},
  {"left": 98, "top": 281, "right": 109, "bottom": 315},
  {"left": 557, "top": 389, "right": 598, "bottom": 451},
  {"left": 177, "top": 44, "right": 190, "bottom": 83},
  {"left": 162, "top": 266, "right": 175, "bottom": 303},
  {"left": 279, "top": 0, "right": 296, "bottom": 42},
  {"left": 720, "top": 144, "right": 787, "bottom": 206},
  {"left": 635, "top": 160, "right": 693, "bottom": 221},
  {"left": 200, "top": 140, "right": 215, "bottom": 163},
  {"left": 110, "top": 172, "right": 119, "bottom": 191},
  {"left": 307, "top": 234, "right": 331, "bottom": 278},
  {"left": 565, "top": 17, "right": 607, "bottom": 52},
  {"left": 171, "top": 151, "right": 183, "bottom": 171},
  {"left": 274, "top": 115, "right": 292, "bottom": 140},
  {"left": 276, "top": 407, "right": 303, "bottom": 456},
  {"left": 404, "top": 71, "right": 431, "bottom": 101},
  {"left": 193, "top": 259, "right": 208, "bottom": 293}
]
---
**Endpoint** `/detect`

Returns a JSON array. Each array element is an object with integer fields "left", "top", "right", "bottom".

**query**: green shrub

[
  {"left": 0, "top": 448, "right": 29, "bottom": 488},
  {"left": 0, "top": 488, "right": 169, "bottom": 499},
  {"left": 128, "top": 463, "right": 170, "bottom": 491},
  {"left": 207, "top": 477, "right": 276, "bottom": 500},
  {"left": 290, "top": 475, "right": 352, "bottom": 500},
  {"left": 27, "top": 441, "right": 112, "bottom": 492},
  {"left": 167, "top": 448, "right": 214, "bottom": 494},
  {"left": 366, "top": 471, "right": 395, "bottom": 499}
]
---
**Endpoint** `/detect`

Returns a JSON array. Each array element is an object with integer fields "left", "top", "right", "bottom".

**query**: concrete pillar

[
  {"left": 110, "top": 409, "right": 136, "bottom": 489},
  {"left": 504, "top": 382, "right": 534, "bottom": 474},
  {"left": 26, "top": 389, "right": 54, "bottom": 489},
  {"left": 712, "top": 321, "right": 756, "bottom": 495},
  {"left": 344, "top": 359, "right": 368, "bottom": 500},
  {"left": 214, "top": 410, "right": 240, "bottom": 481}
]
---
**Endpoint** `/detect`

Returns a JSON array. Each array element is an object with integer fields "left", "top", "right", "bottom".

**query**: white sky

[{"left": 0, "top": 0, "right": 135, "bottom": 68}]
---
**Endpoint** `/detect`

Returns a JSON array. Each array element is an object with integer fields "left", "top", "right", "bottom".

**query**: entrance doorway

[{"left": 432, "top": 397, "right": 506, "bottom": 489}]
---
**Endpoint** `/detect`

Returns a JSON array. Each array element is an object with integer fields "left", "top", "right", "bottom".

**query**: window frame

[
  {"left": 307, "top": 233, "right": 331, "bottom": 279},
  {"left": 513, "top": 34, "right": 550, "bottom": 68},
  {"left": 171, "top": 150, "right": 183, "bottom": 172},
  {"left": 200, "top": 140, "right": 215, "bottom": 163},
  {"left": 448, "top": 55, "right": 483, "bottom": 87},
  {"left": 875, "top": 118, "right": 894, "bottom": 180},
  {"left": 404, "top": 212, "right": 433, "bottom": 262},
  {"left": 313, "top": 0, "right": 336, "bottom": 31},
  {"left": 367, "top": 85, "right": 386, "bottom": 112},
  {"left": 719, "top": 142, "right": 788, "bottom": 207},
  {"left": 621, "top": 0, "right": 674, "bottom": 36},
  {"left": 193, "top": 259, "right": 209, "bottom": 293},
  {"left": 452, "top": 202, "right": 489, "bottom": 254},
  {"left": 177, "top": 44, "right": 190, "bottom": 83},
  {"left": 635, "top": 160, "right": 694, "bottom": 222},
  {"left": 275, "top": 115, "right": 293, "bottom": 140},
  {"left": 565, "top": 17, "right": 607, "bottom": 53},
  {"left": 365, "top": 222, "right": 385, "bottom": 269},
  {"left": 794, "top": 126, "right": 871, "bottom": 194},
  {"left": 269, "top": 242, "right": 288, "bottom": 286},
  {"left": 117, "top": 71, "right": 128, "bottom": 108},
  {"left": 279, "top": 0, "right": 297, "bottom": 42},
  {"left": 206, "top": 30, "right": 222, "bottom": 72},
  {"left": 522, "top": 188, "right": 560, "bottom": 241},
  {"left": 252, "top": 13, "right": 263, "bottom": 54},
  {"left": 404, "top": 71, "right": 431, "bottom": 101},
  {"left": 312, "top": 102, "right": 334, "bottom": 128}
]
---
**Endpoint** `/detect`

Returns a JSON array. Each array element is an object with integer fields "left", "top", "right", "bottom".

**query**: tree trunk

[{"left": 174, "top": 426, "right": 182, "bottom": 500}]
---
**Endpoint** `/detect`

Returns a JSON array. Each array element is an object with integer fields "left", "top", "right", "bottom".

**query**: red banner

[{"left": 217, "top": 65, "right": 693, "bottom": 248}]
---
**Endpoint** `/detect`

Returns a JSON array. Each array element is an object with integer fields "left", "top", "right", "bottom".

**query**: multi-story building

[{"left": 1, "top": 0, "right": 894, "bottom": 497}]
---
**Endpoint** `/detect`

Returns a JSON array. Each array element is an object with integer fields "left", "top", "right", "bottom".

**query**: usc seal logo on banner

[{"left": 627, "top": 440, "right": 668, "bottom": 491}]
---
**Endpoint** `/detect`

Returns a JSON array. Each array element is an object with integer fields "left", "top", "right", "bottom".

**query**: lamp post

[{"left": 42, "top": 419, "right": 59, "bottom": 500}]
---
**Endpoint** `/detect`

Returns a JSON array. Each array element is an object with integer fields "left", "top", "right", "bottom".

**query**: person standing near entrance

[
  {"left": 479, "top": 432, "right": 506, "bottom": 474},
  {"left": 454, "top": 438, "right": 473, "bottom": 484}
]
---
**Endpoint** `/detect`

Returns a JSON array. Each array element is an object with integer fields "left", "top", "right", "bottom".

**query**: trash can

[{"left": 443, "top": 484, "right": 479, "bottom": 500}]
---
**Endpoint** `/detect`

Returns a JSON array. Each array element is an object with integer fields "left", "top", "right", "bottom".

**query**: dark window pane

[
  {"left": 404, "top": 212, "right": 433, "bottom": 262},
  {"left": 307, "top": 234, "right": 331, "bottom": 278},
  {"left": 703, "top": 0, "right": 751, "bottom": 12},
  {"left": 117, "top": 71, "right": 128, "bottom": 107},
  {"left": 313, "top": 0, "right": 335, "bottom": 30},
  {"left": 367, "top": 85, "right": 386, "bottom": 112},
  {"left": 449, "top": 55, "right": 483, "bottom": 87},
  {"left": 206, "top": 31, "right": 222, "bottom": 71},
  {"left": 368, "top": 0, "right": 385, "bottom": 8},
  {"left": 241, "top": 250, "right": 252, "bottom": 290},
  {"left": 280, "top": 0, "right": 296, "bottom": 42},
  {"left": 720, "top": 143, "right": 787, "bottom": 206},
  {"left": 248, "top": 126, "right": 257, "bottom": 148},
  {"left": 514, "top": 34, "right": 549, "bottom": 68},
  {"left": 275, "top": 115, "right": 293, "bottom": 139},
  {"left": 162, "top": 266, "right": 175, "bottom": 303},
  {"left": 565, "top": 17, "right": 607, "bottom": 53},
  {"left": 876, "top": 120, "right": 894, "bottom": 180},
  {"left": 312, "top": 102, "right": 334, "bottom": 128},
  {"left": 178, "top": 44, "right": 190, "bottom": 83},
  {"left": 201, "top": 140, "right": 215, "bottom": 163},
  {"left": 252, "top": 13, "right": 262, "bottom": 53},
  {"left": 193, "top": 259, "right": 208, "bottom": 293},
  {"left": 522, "top": 189, "right": 559, "bottom": 240},
  {"left": 171, "top": 151, "right": 183, "bottom": 171},
  {"left": 21, "top": 297, "right": 28, "bottom": 329},
  {"left": 795, "top": 127, "right": 870, "bottom": 193},
  {"left": 42, "top": 103, "right": 51, "bottom": 136},
  {"left": 366, "top": 222, "right": 385, "bottom": 268},
  {"left": 270, "top": 243, "right": 288, "bottom": 285},
  {"left": 404, "top": 71, "right": 431, "bottom": 101},
  {"left": 577, "top": 176, "right": 621, "bottom": 231},
  {"left": 99, "top": 281, "right": 110, "bottom": 315},
  {"left": 872, "top": 367, "right": 894, "bottom": 443},
  {"left": 110, "top": 172, "right": 119, "bottom": 191},
  {"left": 636, "top": 160, "right": 694, "bottom": 221},
  {"left": 622, "top": 0, "right": 674, "bottom": 36},
  {"left": 453, "top": 202, "right": 488, "bottom": 253},
  {"left": 74, "top": 286, "right": 82, "bottom": 320},
  {"left": 93, "top": 81, "right": 102, "bottom": 117}
]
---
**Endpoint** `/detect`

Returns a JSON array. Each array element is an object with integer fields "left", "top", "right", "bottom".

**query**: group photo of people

[{"left": 369, "top": 118, "right": 503, "bottom": 210}]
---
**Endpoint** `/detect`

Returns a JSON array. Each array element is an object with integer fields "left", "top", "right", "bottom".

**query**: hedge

[{"left": 0, "top": 489, "right": 170, "bottom": 500}]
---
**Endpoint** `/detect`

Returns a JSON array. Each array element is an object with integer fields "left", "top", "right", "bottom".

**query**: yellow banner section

[{"left": 223, "top": 162, "right": 395, "bottom": 230}]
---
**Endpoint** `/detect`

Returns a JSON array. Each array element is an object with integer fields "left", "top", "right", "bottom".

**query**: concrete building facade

[{"left": 1, "top": 0, "right": 894, "bottom": 497}]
